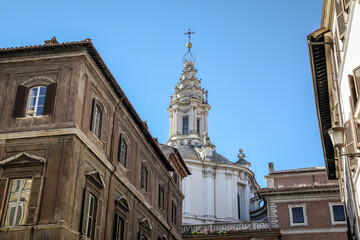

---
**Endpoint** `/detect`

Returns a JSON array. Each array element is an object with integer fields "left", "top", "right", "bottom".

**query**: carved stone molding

[
  {"left": 203, "top": 169, "right": 215, "bottom": 178},
  {"left": 225, "top": 172, "right": 233, "bottom": 179}
]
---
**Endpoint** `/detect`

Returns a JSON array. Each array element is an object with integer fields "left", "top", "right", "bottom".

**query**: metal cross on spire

[{"left": 184, "top": 29, "right": 195, "bottom": 42}]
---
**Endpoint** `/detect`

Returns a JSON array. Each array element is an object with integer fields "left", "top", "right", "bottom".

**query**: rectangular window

[
  {"left": 118, "top": 134, "right": 127, "bottom": 167},
  {"left": 159, "top": 185, "right": 164, "bottom": 210},
  {"left": 182, "top": 116, "right": 189, "bottom": 135},
  {"left": 3, "top": 179, "right": 32, "bottom": 227},
  {"left": 288, "top": 204, "right": 307, "bottom": 226},
  {"left": 292, "top": 207, "right": 304, "bottom": 223},
  {"left": 141, "top": 163, "right": 148, "bottom": 192},
  {"left": 115, "top": 214, "right": 125, "bottom": 240},
  {"left": 86, "top": 194, "right": 97, "bottom": 238},
  {"left": 171, "top": 201, "right": 177, "bottom": 225},
  {"left": 329, "top": 203, "right": 346, "bottom": 225},
  {"left": 197, "top": 119, "right": 200, "bottom": 134}
]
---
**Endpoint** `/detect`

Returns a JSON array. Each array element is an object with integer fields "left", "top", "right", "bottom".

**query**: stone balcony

[{"left": 182, "top": 221, "right": 271, "bottom": 234}]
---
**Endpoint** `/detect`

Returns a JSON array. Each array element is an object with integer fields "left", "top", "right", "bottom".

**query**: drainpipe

[{"left": 103, "top": 96, "right": 125, "bottom": 239}]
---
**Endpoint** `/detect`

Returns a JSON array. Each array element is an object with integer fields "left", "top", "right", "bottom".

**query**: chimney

[{"left": 268, "top": 162, "right": 274, "bottom": 173}]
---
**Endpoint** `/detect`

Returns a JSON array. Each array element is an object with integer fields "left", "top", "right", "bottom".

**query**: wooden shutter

[
  {"left": 348, "top": 75, "right": 358, "bottom": 109},
  {"left": 345, "top": 121, "right": 356, "bottom": 153},
  {"left": 43, "top": 83, "right": 57, "bottom": 115},
  {"left": 354, "top": 67, "right": 360, "bottom": 95},
  {"left": 90, "top": 99, "right": 96, "bottom": 132},
  {"left": 12, "top": 86, "right": 28, "bottom": 118},
  {"left": 0, "top": 178, "right": 9, "bottom": 222},
  {"left": 94, "top": 198, "right": 103, "bottom": 240},
  {"left": 27, "top": 176, "right": 43, "bottom": 225},
  {"left": 81, "top": 187, "right": 91, "bottom": 234},
  {"left": 335, "top": 0, "right": 346, "bottom": 38},
  {"left": 344, "top": 0, "right": 351, "bottom": 10}
]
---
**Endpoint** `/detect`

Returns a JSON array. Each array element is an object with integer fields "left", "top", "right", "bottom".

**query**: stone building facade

[
  {"left": 0, "top": 37, "right": 189, "bottom": 240},
  {"left": 307, "top": 0, "right": 360, "bottom": 238},
  {"left": 258, "top": 164, "right": 347, "bottom": 240}
]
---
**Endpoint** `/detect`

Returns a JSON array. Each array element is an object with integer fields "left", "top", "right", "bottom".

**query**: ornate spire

[{"left": 183, "top": 29, "right": 196, "bottom": 63}]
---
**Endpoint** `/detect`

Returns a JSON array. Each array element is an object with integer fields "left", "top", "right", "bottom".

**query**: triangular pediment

[
  {"left": 0, "top": 152, "right": 46, "bottom": 167},
  {"left": 115, "top": 195, "right": 131, "bottom": 211},
  {"left": 139, "top": 217, "right": 152, "bottom": 230},
  {"left": 85, "top": 170, "right": 105, "bottom": 189}
]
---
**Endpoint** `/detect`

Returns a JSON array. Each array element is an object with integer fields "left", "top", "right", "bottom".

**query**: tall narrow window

[
  {"left": 158, "top": 185, "right": 164, "bottom": 210},
  {"left": 86, "top": 194, "right": 97, "bottom": 239},
  {"left": 237, "top": 193, "right": 241, "bottom": 220},
  {"left": 26, "top": 86, "right": 47, "bottom": 116},
  {"left": 141, "top": 163, "right": 148, "bottom": 191},
  {"left": 197, "top": 119, "right": 200, "bottom": 134},
  {"left": 115, "top": 214, "right": 125, "bottom": 240},
  {"left": 3, "top": 179, "right": 32, "bottom": 227},
  {"left": 171, "top": 200, "right": 177, "bottom": 225},
  {"left": 118, "top": 134, "right": 127, "bottom": 167},
  {"left": 182, "top": 116, "right": 189, "bottom": 135},
  {"left": 93, "top": 107, "right": 102, "bottom": 138},
  {"left": 292, "top": 207, "right": 304, "bottom": 223}
]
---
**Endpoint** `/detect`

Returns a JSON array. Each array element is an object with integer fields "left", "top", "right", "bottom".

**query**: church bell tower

[{"left": 167, "top": 30, "right": 212, "bottom": 148}]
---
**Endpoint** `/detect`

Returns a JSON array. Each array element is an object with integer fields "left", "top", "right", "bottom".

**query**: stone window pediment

[
  {"left": 139, "top": 217, "right": 152, "bottom": 230},
  {"left": 85, "top": 170, "right": 105, "bottom": 189},
  {"left": 0, "top": 152, "right": 46, "bottom": 167},
  {"left": 115, "top": 195, "right": 131, "bottom": 212}
]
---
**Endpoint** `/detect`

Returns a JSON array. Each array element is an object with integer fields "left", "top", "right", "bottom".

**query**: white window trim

[
  {"left": 288, "top": 203, "right": 307, "bottom": 227},
  {"left": 328, "top": 202, "right": 347, "bottom": 225}
]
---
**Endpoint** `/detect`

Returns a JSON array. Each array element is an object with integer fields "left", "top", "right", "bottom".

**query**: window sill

[
  {"left": 90, "top": 131, "right": 105, "bottom": 145},
  {"left": 117, "top": 163, "right": 129, "bottom": 173},
  {"left": 290, "top": 223, "right": 307, "bottom": 227},
  {"left": 331, "top": 220, "right": 347, "bottom": 225},
  {"left": 16, "top": 115, "right": 50, "bottom": 120}
]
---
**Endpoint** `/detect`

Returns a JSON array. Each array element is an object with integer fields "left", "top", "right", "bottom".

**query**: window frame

[
  {"left": 288, "top": 203, "right": 307, "bottom": 227},
  {"left": 182, "top": 116, "right": 189, "bottom": 135},
  {"left": 118, "top": 133, "right": 127, "bottom": 167},
  {"left": 25, "top": 86, "right": 47, "bottom": 117},
  {"left": 329, "top": 202, "right": 347, "bottom": 225},
  {"left": 2, "top": 178, "right": 32, "bottom": 227},
  {"left": 140, "top": 162, "right": 149, "bottom": 192},
  {"left": 85, "top": 193, "right": 97, "bottom": 239},
  {"left": 93, "top": 106, "right": 102, "bottom": 138},
  {"left": 13, "top": 82, "right": 57, "bottom": 118},
  {"left": 158, "top": 184, "right": 165, "bottom": 210},
  {"left": 171, "top": 200, "right": 177, "bottom": 225}
]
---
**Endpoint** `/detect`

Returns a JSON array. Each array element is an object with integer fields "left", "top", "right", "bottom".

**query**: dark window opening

[{"left": 182, "top": 116, "right": 188, "bottom": 135}]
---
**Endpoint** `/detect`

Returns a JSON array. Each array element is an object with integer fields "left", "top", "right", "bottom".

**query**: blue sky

[{"left": 0, "top": 0, "right": 324, "bottom": 187}]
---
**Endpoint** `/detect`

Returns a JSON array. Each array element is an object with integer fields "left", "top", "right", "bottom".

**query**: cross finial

[{"left": 184, "top": 29, "right": 195, "bottom": 42}]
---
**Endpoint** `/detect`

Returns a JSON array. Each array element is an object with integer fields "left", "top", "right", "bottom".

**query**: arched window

[
  {"left": 26, "top": 86, "right": 47, "bottom": 116},
  {"left": 118, "top": 133, "right": 127, "bottom": 167},
  {"left": 141, "top": 162, "right": 148, "bottom": 192},
  {"left": 13, "top": 81, "right": 57, "bottom": 118}
]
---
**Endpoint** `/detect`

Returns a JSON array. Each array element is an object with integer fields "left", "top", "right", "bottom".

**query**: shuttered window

[
  {"left": 0, "top": 176, "right": 43, "bottom": 227},
  {"left": 13, "top": 83, "right": 56, "bottom": 118},
  {"left": 81, "top": 187, "right": 103, "bottom": 240},
  {"left": 335, "top": 0, "right": 347, "bottom": 39}
]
